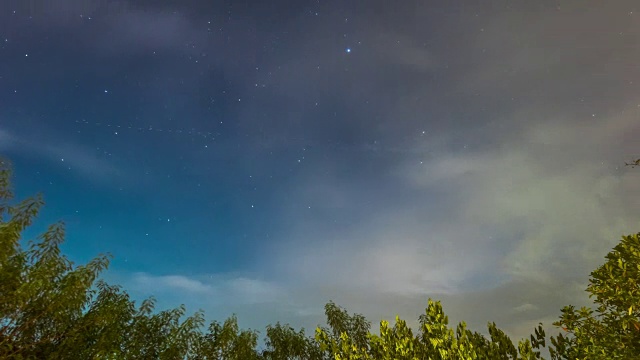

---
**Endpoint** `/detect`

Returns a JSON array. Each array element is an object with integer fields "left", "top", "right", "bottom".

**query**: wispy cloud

[
  {"left": 0, "top": 125, "right": 122, "bottom": 184},
  {"left": 240, "top": 1, "right": 640, "bottom": 342},
  {"left": 90, "top": 10, "right": 204, "bottom": 57},
  {"left": 257, "top": 100, "right": 640, "bottom": 342},
  {"left": 129, "top": 272, "right": 282, "bottom": 306},
  {"left": 0, "top": 128, "right": 20, "bottom": 151},
  {"left": 58, "top": 0, "right": 640, "bottom": 343},
  {"left": 7, "top": 0, "right": 640, "bottom": 346}
]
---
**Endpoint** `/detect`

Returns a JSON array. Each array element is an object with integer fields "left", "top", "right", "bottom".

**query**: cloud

[
  {"left": 0, "top": 128, "right": 19, "bottom": 151},
  {"left": 512, "top": 303, "right": 538, "bottom": 314},
  {"left": 241, "top": 0, "right": 640, "bottom": 343},
  {"left": 91, "top": 9, "right": 203, "bottom": 56},
  {"left": 74, "top": 0, "right": 640, "bottom": 345},
  {"left": 129, "top": 272, "right": 282, "bottom": 306},
  {"left": 7, "top": 0, "right": 639, "bottom": 347},
  {"left": 259, "top": 102, "right": 640, "bottom": 341},
  {"left": 0, "top": 125, "right": 122, "bottom": 184},
  {"left": 2, "top": 0, "right": 132, "bottom": 31},
  {"left": 372, "top": 33, "right": 437, "bottom": 73},
  {"left": 113, "top": 271, "right": 315, "bottom": 334},
  {"left": 135, "top": 273, "right": 212, "bottom": 294}
]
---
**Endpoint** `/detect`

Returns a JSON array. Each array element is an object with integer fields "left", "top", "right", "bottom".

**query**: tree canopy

[{"left": 1, "top": 156, "right": 639, "bottom": 359}]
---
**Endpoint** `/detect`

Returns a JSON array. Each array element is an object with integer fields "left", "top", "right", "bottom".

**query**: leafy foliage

[
  {"left": 0, "top": 159, "right": 228, "bottom": 359},
  {"left": 263, "top": 322, "right": 325, "bottom": 360},
  {"left": 316, "top": 299, "right": 546, "bottom": 360},
  {"left": 624, "top": 158, "right": 640, "bottom": 168},
  {"left": 191, "top": 314, "right": 260, "bottom": 360},
  {"left": 1, "top": 155, "right": 640, "bottom": 359},
  {"left": 549, "top": 233, "right": 640, "bottom": 359}
]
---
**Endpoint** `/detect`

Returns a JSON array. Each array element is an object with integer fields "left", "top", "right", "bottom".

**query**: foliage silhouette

[{"left": 1, "top": 156, "right": 639, "bottom": 359}]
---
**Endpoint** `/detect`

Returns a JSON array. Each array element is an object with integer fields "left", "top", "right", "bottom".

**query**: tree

[
  {"left": 191, "top": 314, "right": 261, "bottom": 360},
  {"left": 315, "top": 301, "right": 372, "bottom": 359},
  {"left": 543, "top": 160, "right": 640, "bottom": 358},
  {"left": 262, "top": 322, "right": 325, "bottom": 360},
  {"left": 4, "top": 151, "right": 640, "bottom": 359},
  {"left": 549, "top": 232, "right": 640, "bottom": 359},
  {"left": 0, "top": 158, "right": 119, "bottom": 358},
  {"left": 0, "top": 159, "right": 208, "bottom": 359},
  {"left": 316, "top": 298, "right": 545, "bottom": 360}
]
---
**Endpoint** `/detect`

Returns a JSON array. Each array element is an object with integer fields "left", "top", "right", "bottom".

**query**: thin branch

[{"left": 624, "top": 159, "right": 640, "bottom": 168}]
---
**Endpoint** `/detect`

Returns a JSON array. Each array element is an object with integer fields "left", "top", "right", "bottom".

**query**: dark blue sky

[{"left": 2, "top": 0, "right": 640, "bottom": 339}]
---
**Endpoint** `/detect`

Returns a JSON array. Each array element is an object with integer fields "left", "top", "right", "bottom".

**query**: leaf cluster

[
  {"left": 315, "top": 299, "right": 546, "bottom": 360},
  {"left": 2, "top": 156, "right": 640, "bottom": 359}
]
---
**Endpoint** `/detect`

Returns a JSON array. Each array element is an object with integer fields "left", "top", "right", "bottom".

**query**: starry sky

[{"left": 2, "top": 0, "right": 640, "bottom": 341}]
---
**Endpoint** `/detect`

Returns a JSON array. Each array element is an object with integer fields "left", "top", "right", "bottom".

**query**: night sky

[{"left": 2, "top": 0, "right": 640, "bottom": 340}]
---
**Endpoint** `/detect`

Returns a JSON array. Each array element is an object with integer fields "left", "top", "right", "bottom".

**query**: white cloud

[
  {"left": 512, "top": 303, "right": 538, "bottom": 314},
  {"left": 129, "top": 272, "right": 282, "bottom": 306},
  {"left": 0, "top": 128, "right": 19, "bottom": 151},
  {"left": 8, "top": 0, "right": 638, "bottom": 347},
  {"left": 95, "top": 10, "right": 200, "bottom": 55},
  {"left": 107, "top": 0, "right": 640, "bottom": 344},
  {"left": 0, "top": 124, "right": 122, "bottom": 184},
  {"left": 135, "top": 273, "right": 212, "bottom": 294},
  {"left": 228, "top": 277, "right": 281, "bottom": 303},
  {"left": 251, "top": 32, "right": 640, "bottom": 342}
]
